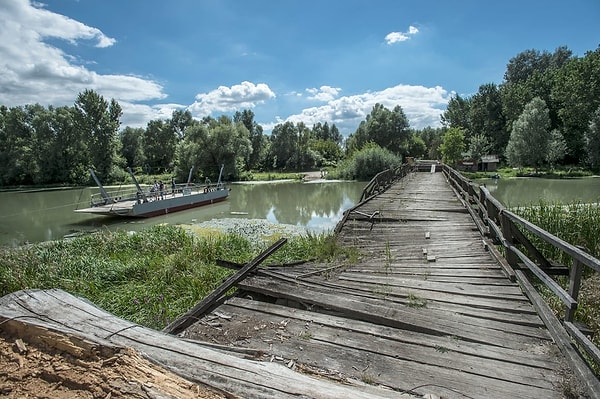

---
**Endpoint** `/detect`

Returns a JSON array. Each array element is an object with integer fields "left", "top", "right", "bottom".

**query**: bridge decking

[
  {"left": 0, "top": 171, "right": 574, "bottom": 398},
  {"left": 184, "top": 171, "right": 567, "bottom": 398}
]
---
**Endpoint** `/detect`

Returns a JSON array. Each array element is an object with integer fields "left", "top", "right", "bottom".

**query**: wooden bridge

[{"left": 2, "top": 166, "right": 599, "bottom": 398}]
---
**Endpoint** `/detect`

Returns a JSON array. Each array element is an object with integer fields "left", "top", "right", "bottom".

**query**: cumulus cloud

[
  {"left": 188, "top": 81, "right": 275, "bottom": 116},
  {"left": 306, "top": 85, "right": 341, "bottom": 102},
  {"left": 0, "top": 0, "right": 165, "bottom": 109},
  {"left": 385, "top": 25, "right": 419, "bottom": 45},
  {"left": 274, "top": 84, "right": 449, "bottom": 134}
]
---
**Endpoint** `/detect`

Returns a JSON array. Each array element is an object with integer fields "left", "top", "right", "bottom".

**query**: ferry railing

[
  {"left": 90, "top": 182, "right": 227, "bottom": 206},
  {"left": 441, "top": 163, "right": 600, "bottom": 389}
]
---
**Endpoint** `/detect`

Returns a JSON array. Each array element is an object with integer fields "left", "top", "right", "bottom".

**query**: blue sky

[{"left": 1, "top": 0, "right": 598, "bottom": 136}]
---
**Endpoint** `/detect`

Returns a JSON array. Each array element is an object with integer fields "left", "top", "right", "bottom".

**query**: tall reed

[
  {"left": 0, "top": 225, "right": 349, "bottom": 330},
  {"left": 513, "top": 200, "right": 600, "bottom": 353}
]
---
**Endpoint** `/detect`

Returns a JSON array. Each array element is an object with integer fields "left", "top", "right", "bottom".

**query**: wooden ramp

[{"left": 182, "top": 172, "right": 571, "bottom": 398}]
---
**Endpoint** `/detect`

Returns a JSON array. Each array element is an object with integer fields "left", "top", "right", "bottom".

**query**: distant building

[{"left": 479, "top": 155, "right": 500, "bottom": 172}]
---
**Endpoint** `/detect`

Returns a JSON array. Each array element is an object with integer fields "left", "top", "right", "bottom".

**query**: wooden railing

[
  {"left": 441, "top": 164, "right": 600, "bottom": 376},
  {"left": 358, "top": 163, "right": 412, "bottom": 202}
]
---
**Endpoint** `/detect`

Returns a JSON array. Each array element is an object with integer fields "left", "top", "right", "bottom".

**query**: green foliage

[
  {"left": 468, "top": 134, "right": 492, "bottom": 163},
  {"left": 513, "top": 201, "right": 600, "bottom": 267},
  {"left": 0, "top": 225, "right": 346, "bottom": 330},
  {"left": 346, "top": 103, "right": 410, "bottom": 155},
  {"left": 439, "top": 127, "right": 465, "bottom": 165},
  {"left": 505, "top": 97, "right": 551, "bottom": 170},
  {"left": 332, "top": 143, "right": 402, "bottom": 181},
  {"left": 470, "top": 83, "right": 508, "bottom": 155},
  {"left": 587, "top": 106, "right": 600, "bottom": 170}
]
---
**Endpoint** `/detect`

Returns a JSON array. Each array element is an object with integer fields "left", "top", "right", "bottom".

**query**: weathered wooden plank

[
  {"left": 0, "top": 289, "right": 412, "bottom": 399},
  {"left": 190, "top": 302, "right": 560, "bottom": 398},
  {"left": 237, "top": 275, "right": 547, "bottom": 349},
  {"left": 224, "top": 297, "right": 559, "bottom": 370},
  {"left": 295, "top": 276, "right": 546, "bottom": 328}
]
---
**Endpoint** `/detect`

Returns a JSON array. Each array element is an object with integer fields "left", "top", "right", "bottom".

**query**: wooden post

[
  {"left": 565, "top": 259, "right": 583, "bottom": 322},
  {"left": 500, "top": 212, "right": 519, "bottom": 268},
  {"left": 163, "top": 238, "right": 287, "bottom": 335}
]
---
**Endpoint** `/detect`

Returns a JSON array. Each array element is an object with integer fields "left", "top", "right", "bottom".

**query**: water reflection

[
  {"left": 479, "top": 177, "right": 600, "bottom": 207},
  {"left": 0, "top": 181, "right": 365, "bottom": 246}
]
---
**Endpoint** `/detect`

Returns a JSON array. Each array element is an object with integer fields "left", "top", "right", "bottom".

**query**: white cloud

[
  {"left": 188, "top": 81, "right": 276, "bottom": 116},
  {"left": 0, "top": 0, "right": 165, "bottom": 109},
  {"left": 385, "top": 25, "right": 419, "bottom": 45},
  {"left": 271, "top": 84, "right": 449, "bottom": 135},
  {"left": 306, "top": 85, "right": 341, "bottom": 102}
]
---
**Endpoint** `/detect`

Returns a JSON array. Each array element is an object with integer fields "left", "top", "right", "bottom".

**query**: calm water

[
  {"left": 479, "top": 176, "right": 600, "bottom": 207},
  {"left": 0, "top": 180, "right": 366, "bottom": 247}
]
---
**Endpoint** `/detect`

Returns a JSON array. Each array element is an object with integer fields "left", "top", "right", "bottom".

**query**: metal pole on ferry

[
  {"left": 186, "top": 166, "right": 195, "bottom": 186},
  {"left": 216, "top": 164, "right": 225, "bottom": 189},
  {"left": 126, "top": 167, "right": 148, "bottom": 203},
  {"left": 89, "top": 169, "right": 112, "bottom": 205}
]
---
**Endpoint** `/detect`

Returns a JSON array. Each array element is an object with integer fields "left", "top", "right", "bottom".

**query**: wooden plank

[
  {"left": 225, "top": 297, "right": 559, "bottom": 370},
  {"left": 193, "top": 301, "right": 559, "bottom": 398},
  {"left": 0, "top": 289, "right": 412, "bottom": 399},
  {"left": 163, "top": 238, "right": 287, "bottom": 335},
  {"left": 237, "top": 275, "right": 547, "bottom": 349}
]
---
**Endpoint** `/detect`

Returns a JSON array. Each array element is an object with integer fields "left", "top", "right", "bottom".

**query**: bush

[{"left": 332, "top": 144, "right": 402, "bottom": 181}]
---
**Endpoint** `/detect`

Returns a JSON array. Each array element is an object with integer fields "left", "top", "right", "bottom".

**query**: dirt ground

[{"left": 0, "top": 332, "right": 228, "bottom": 399}]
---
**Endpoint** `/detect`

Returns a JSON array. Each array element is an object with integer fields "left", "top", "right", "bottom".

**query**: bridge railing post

[
  {"left": 500, "top": 212, "right": 519, "bottom": 268},
  {"left": 565, "top": 258, "right": 583, "bottom": 323}
]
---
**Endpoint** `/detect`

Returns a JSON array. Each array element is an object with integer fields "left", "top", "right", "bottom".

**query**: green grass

[
  {"left": 0, "top": 225, "right": 350, "bottom": 330},
  {"left": 513, "top": 201, "right": 600, "bottom": 364}
]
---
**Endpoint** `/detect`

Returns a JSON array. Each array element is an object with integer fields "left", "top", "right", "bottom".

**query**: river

[
  {"left": 479, "top": 176, "right": 600, "bottom": 207},
  {"left": 0, "top": 180, "right": 366, "bottom": 247}
]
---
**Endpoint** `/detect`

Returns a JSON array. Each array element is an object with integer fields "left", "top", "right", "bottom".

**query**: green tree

[
  {"left": 169, "top": 109, "right": 194, "bottom": 139},
  {"left": 143, "top": 119, "right": 177, "bottom": 173},
  {"left": 234, "top": 109, "right": 265, "bottom": 170},
  {"left": 467, "top": 134, "right": 492, "bottom": 167},
  {"left": 177, "top": 116, "right": 251, "bottom": 181},
  {"left": 441, "top": 94, "right": 471, "bottom": 132},
  {"left": 469, "top": 83, "right": 507, "bottom": 155},
  {"left": 0, "top": 106, "right": 36, "bottom": 185},
  {"left": 587, "top": 106, "right": 600, "bottom": 170},
  {"left": 73, "top": 89, "right": 122, "bottom": 180},
  {"left": 553, "top": 47, "right": 600, "bottom": 164},
  {"left": 439, "top": 127, "right": 466, "bottom": 166},
  {"left": 505, "top": 97, "right": 551, "bottom": 170},
  {"left": 347, "top": 104, "right": 410, "bottom": 154},
  {"left": 269, "top": 121, "right": 299, "bottom": 170},
  {"left": 546, "top": 129, "right": 567, "bottom": 169},
  {"left": 120, "top": 127, "right": 146, "bottom": 168}
]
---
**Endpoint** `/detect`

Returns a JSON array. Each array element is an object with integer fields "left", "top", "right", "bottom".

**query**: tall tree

[
  {"left": 73, "top": 89, "right": 122, "bottom": 180},
  {"left": 441, "top": 94, "right": 471, "bottom": 132},
  {"left": 467, "top": 134, "right": 492, "bottom": 166},
  {"left": 439, "top": 127, "right": 466, "bottom": 166},
  {"left": 143, "top": 119, "right": 177, "bottom": 173},
  {"left": 177, "top": 116, "right": 251, "bottom": 181},
  {"left": 347, "top": 103, "right": 410, "bottom": 154},
  {"left": 234, "top": 109, "right": 265, "bottom": 171},
  {"left": 269, "top": 121, "right": 299, "bottom": 170},
  {"left": 169, "top": 109, "right": 194, "bottom": 139},
  {"left": 120, "top": 127, "right": 146, "bottom": 168},
  {"left": 505, "top": 97, "right": 551, "bottom": 170},
  {"left": 553, "top": 47, "right": 600, "bottom": 164},
  {"left": 586, "top": 106, "right": 600, "bottom": 170},
  {"left": 469, "top": 83, "right": 507, "bottom": 155}
]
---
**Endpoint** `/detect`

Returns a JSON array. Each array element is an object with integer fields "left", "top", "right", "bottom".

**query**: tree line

[
  {"left": 438, "top": 46, "right": 600, "bottom": 171},
  {"left": 1, "top": 45, "right": 599, "bottom": 186}
]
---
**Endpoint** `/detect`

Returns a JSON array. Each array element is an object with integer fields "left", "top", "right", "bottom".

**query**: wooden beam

[
  {"left": 163, "top": 238, "right": 287, "bottom": 335},
  {"left": 514, "top": 270, "right": 600, "bottom": 399}
]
